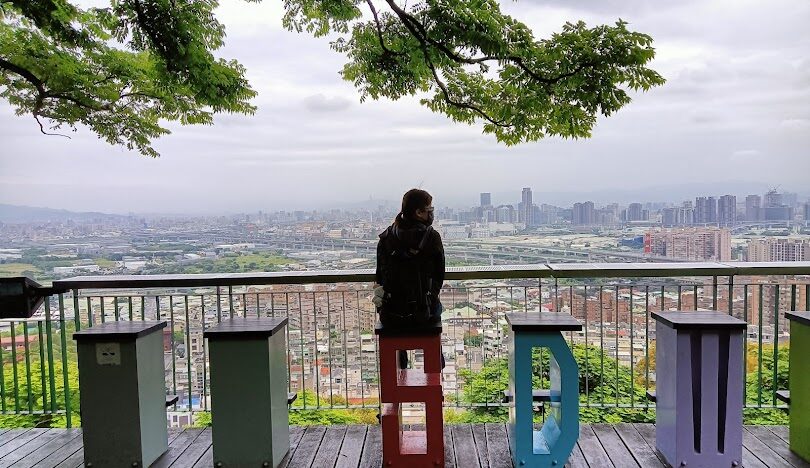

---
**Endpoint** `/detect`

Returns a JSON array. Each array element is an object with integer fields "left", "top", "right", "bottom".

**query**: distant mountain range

[{"left": 0, "top": 204, "right": 127, "bottom": 224}]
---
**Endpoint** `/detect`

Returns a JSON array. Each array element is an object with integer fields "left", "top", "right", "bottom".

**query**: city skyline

[{"left": 1, "top": 0, "right": 809, "bottom": 213}]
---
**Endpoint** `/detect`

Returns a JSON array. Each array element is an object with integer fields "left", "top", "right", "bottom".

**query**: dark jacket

[{"left": 375, "top": 214, "right": 445, "bottom": 316}]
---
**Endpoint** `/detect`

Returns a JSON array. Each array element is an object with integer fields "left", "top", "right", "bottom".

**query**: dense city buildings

[
  {"left": 762, "top": 189, "right": 793, "bottom": 221},
  {"left": 625, "top": 203, "right": 644, "bottom": 222},
  {"left": 718, "top": 195, "right": 737, "bottom": 226},
  {"left": 748, "top": 238, "right": 810, "bottom": 262},
  {"left": 746, "top": 195, "right": 762, "bottom": 222},
  {"left": 572, "top": 201, "right": 596, "bottom": 226},
  {"left": 695, "top": 196, "right": 718, "bottom": 224},
  {"left": 518, "top": 187, "right": 534, "bottom": 227},
  {"left": 480, "top": 192, "right": 491, "bottom": 208},
  {"left": 644, "top": 227, "right": 732, "bottom": 261}
]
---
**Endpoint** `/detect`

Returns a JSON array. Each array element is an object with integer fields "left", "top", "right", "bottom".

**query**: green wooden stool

[
  {"left": 74, "top": 321, "right": 169, "bottom": 467},
  {"left": 205, "top": 317, "right": 289, "bottom": 467},
  {"left": 786, "top": 311, "right": 810, "bottom": 462}
]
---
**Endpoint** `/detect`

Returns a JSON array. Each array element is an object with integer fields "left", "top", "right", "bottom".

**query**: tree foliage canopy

[{"left": 1, "top": 0, "right": 664, "bottom": 157}]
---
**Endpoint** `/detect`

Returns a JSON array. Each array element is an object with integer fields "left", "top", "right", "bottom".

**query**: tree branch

[
  {"left": 0, "top": 58, "right": 45, "bottom": 94},
  {"left": 365, "top": 0, "right": 405, "bottom": 56},
  {"left": 380, "top": 0, "right": 596, "bottom": 85}
]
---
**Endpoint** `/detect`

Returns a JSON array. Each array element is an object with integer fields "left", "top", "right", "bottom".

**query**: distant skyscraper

[
  {"left": 718, "top": 195, "right": 737, "bottom": 226},
  {"left": 695, "top": 196, "right": 718, "bottom": 224},
  {"left": 480, "top": 192, "right": 492, "bottom": 207},
  {"left": 762, "top": 190, "right": 792, "bottom": 221},
  {"left": 764, "top": 190, "right": 782, "bottom": 208},
  {"left": 804, "top": 203, "right": 810, "bottom": 223},
  {"left": 745, "top": 195, "right": 761, "bottom": 222},
  {"left": 521, "top": 187, "right": 533, "bottom": 227},
  {"left": 627, "top": 203, "right": 643, "bottom": 222},
  {"left": 573, "top": 201, "right": 595, "bottom": 225}
]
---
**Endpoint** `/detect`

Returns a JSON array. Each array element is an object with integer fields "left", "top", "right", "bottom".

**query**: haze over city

[{"left": 1, "top": 0, "right": 809, "bottom": 213}]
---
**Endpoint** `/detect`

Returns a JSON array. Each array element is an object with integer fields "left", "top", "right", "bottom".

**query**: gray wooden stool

[
  {"left": 205, "top": 317, "right": 290, "bottom": 467},
  {"left": 74, "top": 321, "right": 169, "bottom": 467}
]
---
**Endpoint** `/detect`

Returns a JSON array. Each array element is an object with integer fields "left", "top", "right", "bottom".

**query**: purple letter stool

[{"left": 652, "top": 311, "right": 746, "bottom": 468}]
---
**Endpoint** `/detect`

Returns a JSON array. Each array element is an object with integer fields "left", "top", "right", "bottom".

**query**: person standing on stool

[{"left": 373, "top": 188, "right": 445, "bottom": 367}]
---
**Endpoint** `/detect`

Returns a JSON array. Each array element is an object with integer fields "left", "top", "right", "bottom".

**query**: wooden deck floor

[{"left": 0, "top": 424, "right": 804, "bottom": 467}]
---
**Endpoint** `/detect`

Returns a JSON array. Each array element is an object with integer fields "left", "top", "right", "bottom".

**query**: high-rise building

[
  {"left": 662, "top": 208, "right": 677, "bottom": 227},
  {"left": 804, "top": 203, "right": 810, "bottom": 223},
  {"left": 627, "top": 203, "right": 643, "bottom": 222},
  {"left": 783, "top": 192, "right": 798, "bottom": 208},
  {"left": 762, "top": 190, "right": 793, "bottom": 220},
  {"left": 745, "top": 195, "right": 761, "bottom": 222},
  {"left": 572, "top": 201, "right": 595, "bottom": 225},
  {"left": 495, "top": 205, "right": 516, "bottom": 223},
  {"left": 764, "top": 190, "right": 783, "bottom": 208},
  {"left": 644, "top": 227, "right": 732, "bottom": 261},
  {"left": 480, "top": 192, "right": 491, "bottom": 208},
  {"left": 748, "top": 238, "right": 810, "bottom": 262},
  {"left": 695, "top": 196, "right": 718, "bottom": 224},
  {"left": 520, "top": 187, "right": 533, "bottom": 227},
  {"left": 718, "top": 195, "right": 737, "bottom": 226}
]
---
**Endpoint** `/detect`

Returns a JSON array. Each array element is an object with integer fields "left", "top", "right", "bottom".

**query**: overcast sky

[{"left": 1, "top": 0, "right": 808, "bottom": 213}]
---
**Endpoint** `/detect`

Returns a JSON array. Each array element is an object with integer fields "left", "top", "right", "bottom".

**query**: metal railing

[{"left": 1, "top": 262, "right": 808, "bottom": 427}]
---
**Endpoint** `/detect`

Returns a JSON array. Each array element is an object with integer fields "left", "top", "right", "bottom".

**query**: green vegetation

[
  {"left": 0, "top": 263, "right": 40, "bottom": 278},
  {"left": 191, "top": 391, "right": 378, "bottom": 428},
  {"left": 456, "top": 341, "right": 791, "bottom": 425},
  {"left": 0, "top": 322, "right": 80, "bottom": 428},
  {"left": 144, "top": 251, "right": 293, "bottom": 274},
  {"left": 2, "top": 0, "right": 662, "bottom": 156},
  {"left": 457, "top": 344, "right": 655, "bottom": 424}
]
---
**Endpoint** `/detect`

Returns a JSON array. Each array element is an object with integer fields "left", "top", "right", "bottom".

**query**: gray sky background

[{"left": 1, "top": 0, "right": 808, "bottom": 213}]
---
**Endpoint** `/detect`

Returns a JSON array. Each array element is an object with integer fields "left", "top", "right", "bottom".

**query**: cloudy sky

[{"left": 1, "top": 0, "right": 808, "bottom": 213}]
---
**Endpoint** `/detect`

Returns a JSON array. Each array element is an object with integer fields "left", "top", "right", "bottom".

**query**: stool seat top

[
  {"left": 73, "top": 320, "right": 166, "bottom": 341},
  {"left": 651, "top": 311, "right": 746, "bottom": 330},
  {"left": 505, "top": 312, "right": 582, "bottom": 331},
  {"left": 204, "top": 317, "right": 288, "bottom": 339},
  {"left": 374, "top": 321, "right": 442, "bottom": 336},
  {"left": 786, "top": 311, "right": 810, "bottom": 327}
]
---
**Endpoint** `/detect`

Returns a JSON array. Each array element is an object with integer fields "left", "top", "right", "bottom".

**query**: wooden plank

[
  {"left": 280, "top": 426, "right": 306, "bottom": 468},
  {"left": 358, "top": 425, "right": 382, "bottom": 468},
  {"left": 632, "top": 423, "right": 658, "bottom": 451},
  {"left": 287, "top": 425, "right": 326, "bottom": 468},
  {"left": 11, "top": 429, "right": 82, "bottom": 468},
  {"left": 26, "top": 430, "right": 83, "bottom": 468},
  {"left": 335, "top": 425, "right": 367, "bottom": 468},
  {"left": 152, "top": 428, "right": 206, "bottom": 468},
  {"left": 0, "top": 428, "right": 46, "bottom": 460},
  {"left": 53, "top": 445, "right": 84, "bottom": 468},
  {"left": 471, "top": 424, "right": 489, "bottom": 468},
  {"left": 192, "top": 446, "right": 213, "bottom": 468},
  {"left": 567, "top": 442, "right": 588, "bottom": 468},
  {"left": 742, "top": 427, "right": 795, "bottom": 468},
  {"left": 312, "top": 425, "right": 347, "bottom": 468},
  {"left": 0, "top": 428, "right": 62, "bottom": 466},
  {"left": 746, "top": 426, "right": 810, "bottom": 468},
  {"left": 577, "top": 425, "right": 613, "bottom": 467},
  {"left": 592, "top": 424, "right": 640, "bottom": 468},
  {"left": 768, "top": 425, "right": 790, "bottom": 443},
  {"left": 484, "top": 423, "right": 511, "bottom": 468},
  {"left": 742, "top": 446, "right": 769, "bottom": 468},
  {"left": 444, "top": 425, "right": 456, "bottom": 468},
  {"left": 0, "top": 429, "right": 30, "bottom": 448},
  {"left": 452, "top": 424, "right": 481, "bottom": 468},
  {"left": 613, "top": 423, "right": 664, "bottom": 467},
  {"left": 170, "top": 427, "right": 213, "bottom": 468}
]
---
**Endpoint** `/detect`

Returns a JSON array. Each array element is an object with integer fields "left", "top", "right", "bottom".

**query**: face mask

[{"left": 426, "top": 212, "right": 434, "bottom": 226}]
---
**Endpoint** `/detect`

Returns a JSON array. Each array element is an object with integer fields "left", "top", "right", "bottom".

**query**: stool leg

[{"left": 510, "top": 332, "right": 579, "bottom": 467}]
